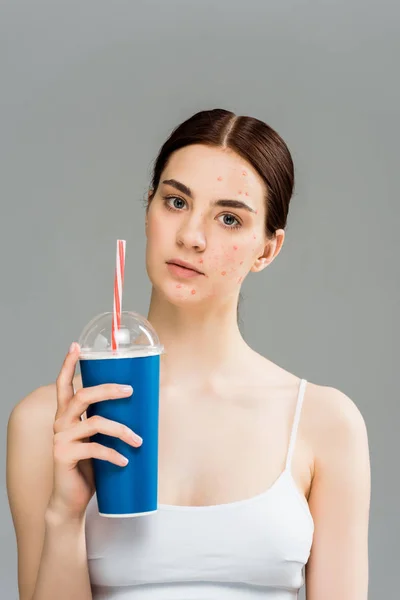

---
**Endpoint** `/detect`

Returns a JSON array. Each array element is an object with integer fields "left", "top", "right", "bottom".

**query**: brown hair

[{"left": 146, "top": 108, "right": 295, "bottom": 324}]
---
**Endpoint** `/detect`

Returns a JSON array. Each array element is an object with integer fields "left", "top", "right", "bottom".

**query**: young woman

[{"left": 7, "top": 108, "right": 371, "bottom": 600}]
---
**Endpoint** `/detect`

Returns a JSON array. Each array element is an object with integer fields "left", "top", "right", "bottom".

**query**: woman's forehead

[{"left": 163, "top": 145, "right": 266, "bottom": 199}]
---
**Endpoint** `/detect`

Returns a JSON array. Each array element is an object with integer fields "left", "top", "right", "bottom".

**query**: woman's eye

[
  {"left": 163, "top": 196, "right": 242, "bottom": 230},
  {"left": 169, "top": 196, "right": 185, "bottom": 209},
  {"left": 220, "top": 214, "right": 240, "bottom": 228}
]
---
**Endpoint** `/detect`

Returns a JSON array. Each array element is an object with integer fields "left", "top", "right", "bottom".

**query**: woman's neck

[{"left": 146, "top": 288, "right": 252, "bottom": 389}]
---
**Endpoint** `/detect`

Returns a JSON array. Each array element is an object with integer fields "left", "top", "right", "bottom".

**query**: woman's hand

[{"left": 48, "top": 342, "right": 143, "bottom": 521}]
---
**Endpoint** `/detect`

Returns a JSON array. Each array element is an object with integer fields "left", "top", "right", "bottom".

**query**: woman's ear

[
  {"left": 250, "top": 229, "right": 285, "bottom": 273},
  {"left": 145, "top": 189, "right": 154, "bottom": 230}
]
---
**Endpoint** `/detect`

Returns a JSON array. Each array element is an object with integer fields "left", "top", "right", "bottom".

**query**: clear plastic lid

[{"left": 78, "top": 311, "right": 165, "bottom": 359}]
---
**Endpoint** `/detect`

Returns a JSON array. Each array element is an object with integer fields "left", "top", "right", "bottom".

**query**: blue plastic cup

[{"left": 78, "top": 311, "right": 164, "bottom": 517}]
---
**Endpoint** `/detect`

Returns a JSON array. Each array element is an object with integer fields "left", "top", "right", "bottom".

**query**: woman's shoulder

[
  {"left": 254, "top": 353, "right": 367, "bottom": 455},
  {"left": 298, "top": 379, "right": 369, "bottom": 483},
  {"left": 9, "top": 383, "right": 56, "bottom": 427},
  {"left": 303, "top": 380, "right": 367, "bottom": 436},
  {"left": 9, "top": 373, "right": 83, "bottom": 425},
  {"left": 255, "top": 352, "right": 365, "bottom": 428}
]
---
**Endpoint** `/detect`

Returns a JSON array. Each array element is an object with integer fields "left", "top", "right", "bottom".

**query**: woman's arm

[
  {"left": 305, "top": 386, "right": 371, "bottom": 599},
  {"left": 32, "top": 504, "right": 92, "bottom": 600},
  {"left": 7, "top": 386, "right": 92, "bottom": 600}
]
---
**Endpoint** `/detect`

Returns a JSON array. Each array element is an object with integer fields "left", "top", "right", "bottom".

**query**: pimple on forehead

[
  {"left": 176, "top": 284, "right": 182, "bottom": 288},
  {"left": 191, "top": 289, "right": 196, "bottom": 294},
  {"left": 240, "top": 261, "right": 243, "bottom": 265},
  {"left": 233, "top": 245, "right": 238, "bottom": 250},
  {"left": 245, "top": 192, "right": 249, "bottom": 196},
  {"left": 217, "top": 176, "right": 223, "bottom": 181},
  {"left": 221, "top": 271, "right": 226, "bottom": 276}
]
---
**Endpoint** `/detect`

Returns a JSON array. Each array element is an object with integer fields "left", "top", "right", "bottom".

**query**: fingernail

[
  {"left": 69, "top": 342, "right": 76, "bottom": 354},
  {"left": 130, "top": 431, "right": 143, "bottom": 443},
  {"left": 119, "top": 385, "right": 133, "bottom": 393}
]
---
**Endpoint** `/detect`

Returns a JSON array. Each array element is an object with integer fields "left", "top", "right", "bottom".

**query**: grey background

[{"left": 1, "top": 0, "right": 398, "bottom": 597}]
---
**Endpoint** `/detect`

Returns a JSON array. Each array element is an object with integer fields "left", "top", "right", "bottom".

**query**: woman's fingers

[
  {"left": 55, "top": 414, "right": 143, "bottom": 447},
  {"left": 55, "top": 342, "right": 81, "bottom": 417},
  {"left": 54, "top": 383, "right": 134, "bottom": 430}
]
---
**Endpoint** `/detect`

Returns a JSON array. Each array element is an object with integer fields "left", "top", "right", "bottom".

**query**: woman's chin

[
  {"left": 159, "top": 279, "right": 216, "bottom": 305},
  {"left": 147, "top": 269, "right": 220, "bottom": 304}
]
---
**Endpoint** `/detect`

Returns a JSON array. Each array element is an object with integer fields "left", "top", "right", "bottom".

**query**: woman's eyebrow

[{"left": 162, "top": 178, "right": 257, "bottom": 214}]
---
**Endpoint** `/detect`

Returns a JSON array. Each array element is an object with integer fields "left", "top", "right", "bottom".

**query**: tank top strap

[{"left": 285, "top": 378, "right": 308, "bottom": 471}]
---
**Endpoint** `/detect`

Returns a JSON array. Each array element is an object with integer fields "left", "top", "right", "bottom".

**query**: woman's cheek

[
  {"left": 227, "top": 239, "right": 259, "bottom": 284},
  {"left": 213, "top": 244, "right": 247, "bottom": 281},
  {"left": 147, "top": 213, "right": 166, "bottom": 247}
]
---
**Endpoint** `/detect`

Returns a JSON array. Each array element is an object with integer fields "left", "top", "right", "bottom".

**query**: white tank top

[{"left": 85, "top": 378, "right": 314, "bottom": 599}]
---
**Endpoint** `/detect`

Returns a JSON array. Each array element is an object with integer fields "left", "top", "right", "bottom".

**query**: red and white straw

[{"left": 112, "top": 239, "right": 126, "bottom": 351}]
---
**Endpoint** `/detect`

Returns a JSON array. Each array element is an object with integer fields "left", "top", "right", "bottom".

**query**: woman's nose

[{"left": 176, "top": 218, "right": 206, "bottom": 251}]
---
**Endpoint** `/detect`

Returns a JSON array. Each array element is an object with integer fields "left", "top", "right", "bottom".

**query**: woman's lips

[{"left": 167, "top": 263, "right": 204, "bottom": 278}]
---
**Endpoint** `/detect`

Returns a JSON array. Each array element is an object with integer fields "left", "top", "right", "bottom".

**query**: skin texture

[
  {"left": 144, "top": 144, "right": 284, "bottom": 387},
  {"left": 7, "top": 143, "right": 370, "bottom": 600},
  {"left": 143, "top": 144, "right": 370, "bottom": 598}
]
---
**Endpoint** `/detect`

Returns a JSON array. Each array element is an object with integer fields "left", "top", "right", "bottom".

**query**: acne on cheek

[
  {"left": 220, "top": 246, "right": 248, "bottom": 275},
  {"left": 219, "top": 254, "right": 247, "bottom": 278}
]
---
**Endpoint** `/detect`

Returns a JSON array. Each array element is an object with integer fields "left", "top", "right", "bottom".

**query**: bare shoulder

[
  {"left": 254, "top": 351, "right": 369, "bottom": 467},
  {"left": 300, "top": 380, "right": 370, "bottom": 493},
  {"left": 9, "top": 382, "right": 57, "bottom": 425},
  {"left": 244, "top": 351, "right": 368, "bottom": 446},
  {"left": 302, "top": 380, "right": 369, "bottom": 446},
  {"left": 9, "top": 373, "right": 82, "bottom": 423},
  {"left": 7, "top": 382, "right": 60, "bottom": 519},
  {"left": 248, "top": 352, "right": 369, "bottom": 470}
]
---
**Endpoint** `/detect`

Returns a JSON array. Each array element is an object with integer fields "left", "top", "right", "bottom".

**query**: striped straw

[{"left": 111, "top": 239, "right": 126, "bottom": 351}]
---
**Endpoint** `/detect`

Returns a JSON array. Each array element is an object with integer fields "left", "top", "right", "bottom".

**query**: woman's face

[{"left": 145, "top": 144, "right": 279, "bottom": 305}]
